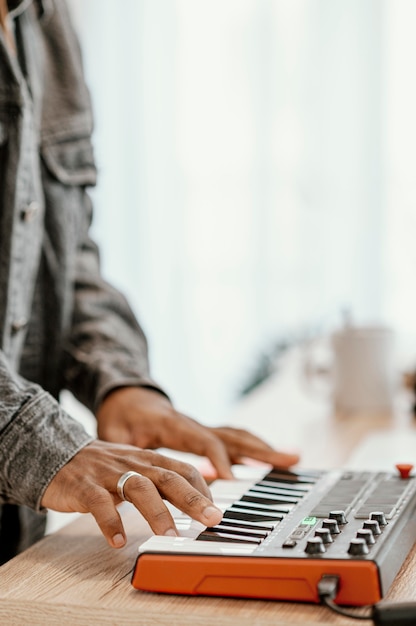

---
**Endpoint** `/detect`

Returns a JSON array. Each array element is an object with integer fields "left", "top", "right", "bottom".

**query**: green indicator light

[{"left": 302, "top": 516, "right": 317, "bottom": 526}]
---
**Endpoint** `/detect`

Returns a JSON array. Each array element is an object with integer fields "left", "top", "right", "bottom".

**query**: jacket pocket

[
  {"left": 40, "top": 133, "right": 98, "bottom": 274},
  {"left": 41, "top": 136, "right": 97, "bottom": 187}
]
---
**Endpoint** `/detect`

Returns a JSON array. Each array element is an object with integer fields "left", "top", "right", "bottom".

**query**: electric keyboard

[{"left": 131, "top": 465, "right": 416, "bottom": 606}]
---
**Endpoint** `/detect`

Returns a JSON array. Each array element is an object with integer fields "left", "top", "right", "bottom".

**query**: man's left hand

[{"left": 96, "top": 387, "right": 299, "bottom": 479}]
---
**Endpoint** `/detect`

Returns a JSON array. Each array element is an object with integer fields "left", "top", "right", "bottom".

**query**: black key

[
  {"left": 224, "top": 508, "right": 283, "bottom": 523},
  {"left": 250, "top": 486, "right": 304, "bottom": 499},
  {"left": 206, "top": 524, "right": 268, "bottom": 539},
  {"left": 265, "top": 475, "right": 316, "bottom": 485},
  {"left": 242, "top": 492, "right": 299, "bottom": 505},
  {"left": 232, "top": 501, "right": 290, "bottom": 515},
  {"left": 265, "top": 470, "right": 316, "bottom": 485},
  {"left": 265, "top": 468, "right": 297, "bottom": 476},
  {"left": 256, "top": 481, "right": 309, "bottom": 494},
  {"left": 197, "top": 531, "right": 261, "bottom": 544},
  {"left": 248, "top": 489, "right": 302, "bottom": 500},
  {"left": 217, "top": 518, "right": 274, "bottom": 532}
]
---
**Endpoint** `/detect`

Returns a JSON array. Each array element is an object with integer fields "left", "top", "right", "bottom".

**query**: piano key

[
  {"left": 210, "top": 479, "right": 256, "bottom": 499},
  {"left": 264, "top": 470, "right": 316, "bottom": 484},
  {"left": 139, "top": 535, "right": 257, "bottom": 555},
  {"left": 230, "top": 465, "right": 269, "bottom": 481},
  {"left": 217, "top": 518, "right": 274, "bottom": 532},
  {"left": 213, "top": 493, "right": 294, "bottom": 513},
  {"left": 249, "top": 486, "right": 304, "bottom": 500},
  {"left": 207, "top": 524, "right": 269, "bottom": 539},
  {"left": 197, "top": 531, "right": 261, "bottom": 544},
  {"left": 250, "top": 485, "right": 305, "bottom": 502},
  {"left": 210, "top": 490, "right": 254, "bottom": 502},
  {"left": 231, "top": 501, "right": 291, "bottom": 515},
  {"left": 224, "top": 507, "right": 284, "bottom": 523},
  {"left": 242, "top": 492, "right": 299, "bottom": 505},
  {"left": 269, "top": 468, "right": 320, "bottom": 478},
  {"left": 233, "top": 500, "right": 288, "bottom": 514},
  {"left": 209, "top": 498, "right": 241, "bottom": 510},
  {"left": 254, "top": 482, "right": 309, "bottom": 495},
  {"left": 192, "top": 543, "right": 257, "bottom": 555}
]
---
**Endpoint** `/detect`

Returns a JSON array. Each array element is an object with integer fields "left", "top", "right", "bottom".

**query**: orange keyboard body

[{"left": 132, "top": 467, "right": 416, "bottom": 606}]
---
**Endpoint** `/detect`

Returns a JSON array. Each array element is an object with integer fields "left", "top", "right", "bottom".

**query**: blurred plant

[{"left": 237, "top": 327, "right": 319, "bottom": 398}]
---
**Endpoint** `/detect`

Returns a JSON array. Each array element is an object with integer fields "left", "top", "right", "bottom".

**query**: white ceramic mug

[
  {"left": 331, "top": 325, "right": 397, "bottom": 414},
  {"left": 303, "top": 325, "right": 397, "bottom": 415}
]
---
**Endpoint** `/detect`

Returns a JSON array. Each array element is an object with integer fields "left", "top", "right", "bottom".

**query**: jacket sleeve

[
  {"left": 33, "top": 0, "right": 168, "bottom": 414},
  {"left": 0, "top": 352, "right": 93, "bottom": 511},
  {"left": 61, "top": 190, "right": 167, "bottom": 415}
]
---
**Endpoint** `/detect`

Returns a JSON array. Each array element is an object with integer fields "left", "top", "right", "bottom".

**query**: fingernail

[
  {"left": 203, "top": 506, "right": 222, "bottom": 522},
  {"left": 112, "top": 533, "right": 126, "bottom": 548},
  {"left": 164, "top": 528, "right": 178, "bottom": 537}
]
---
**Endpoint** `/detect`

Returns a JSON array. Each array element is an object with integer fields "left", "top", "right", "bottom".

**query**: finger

[
  {"left": 143, "top": 412, "right": 234, "bottom": 479},
  {"left": 97, "top": 420, "right": 132, "bottom": 445},
  {"left": 211, "top": 427, "right": 300, "bottom": 468},
  {"left": 234, "top": 451, "right": 300, "bottom": 468},
  {"left": 120, "top": 472, "right": 180, "bottom": 536},
  {"left": 86, "top": 486, "right": 127, "bottom": 548},
  {"left": 146, "top": 467, "right": 223, "bottom": 526},
  {"left": 148, "top": 452, "right": 212, "bottom": 499},
  {"left": 237, "top": 449, "right": 300, "bottom": 468},
  {"left": 204, "top": 439, "right": 234, "bottom": 479},
  {"left": 176, "top": 428, "right": 234, "bottom": 479}
]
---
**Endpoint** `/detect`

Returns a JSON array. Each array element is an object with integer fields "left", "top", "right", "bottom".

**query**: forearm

[
  {"left": 0, "top": 351, "right": 93, "bottom": 511},
  {"left": 62, "top": 217, "right": 166, "bottom": 413}
]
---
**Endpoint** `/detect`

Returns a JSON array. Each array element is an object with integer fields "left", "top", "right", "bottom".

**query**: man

[{"left": 0, "top": 0, "right": 299, "bottom": 563}]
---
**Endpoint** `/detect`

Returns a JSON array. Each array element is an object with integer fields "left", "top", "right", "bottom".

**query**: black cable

[
  {"left": 372, "top": 602, "right": 416, "bottom": 626},
  {"left": 317, "top": 575, "right": 416, "bottom": 626},
  {"left": 321, "top": 595, "right": 373, "bottom": 621},
  {"left": 317, "top": 575, "right": 373, "bottom": 621}
]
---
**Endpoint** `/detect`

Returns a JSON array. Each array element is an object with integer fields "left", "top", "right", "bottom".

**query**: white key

[{"left": 138, "top": 535, "right": 256, "bottom": 555}]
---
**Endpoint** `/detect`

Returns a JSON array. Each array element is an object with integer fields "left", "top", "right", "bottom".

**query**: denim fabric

[{"left": 0, "top": 0, "right": 162, "bottom": 554}]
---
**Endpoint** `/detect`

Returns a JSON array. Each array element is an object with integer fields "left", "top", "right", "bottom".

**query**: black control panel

[{"left": 195, "top": 467, "right": 416, "bottom": 566}]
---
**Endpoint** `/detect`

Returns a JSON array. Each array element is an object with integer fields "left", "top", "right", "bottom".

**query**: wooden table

[{"left": 1, "top": 350, "right": 416, "bottom": 625}]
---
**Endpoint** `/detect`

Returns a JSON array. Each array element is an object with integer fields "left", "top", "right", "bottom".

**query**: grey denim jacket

[{"left": 0, "top": 0, "right": 161, "bottom": 511}]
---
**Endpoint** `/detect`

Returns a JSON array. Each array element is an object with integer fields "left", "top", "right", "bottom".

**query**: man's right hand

[{"left": 41, "top": 440, "right": 223, "bottom": 548}]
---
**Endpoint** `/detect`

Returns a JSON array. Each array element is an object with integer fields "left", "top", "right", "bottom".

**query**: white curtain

[{"left": 68, "top": 0, "right": 416, "bottom": 423}]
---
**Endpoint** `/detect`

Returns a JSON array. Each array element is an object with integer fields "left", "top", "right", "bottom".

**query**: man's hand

[
  {"left": 41, "top": 440, "right": 223, "bottom": 548},
  {"left": 96, "top": 387, "right": 300, "bottom": 479}
]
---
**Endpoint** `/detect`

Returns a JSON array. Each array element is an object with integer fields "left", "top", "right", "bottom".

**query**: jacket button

[
  {"left": 20, "top": 201, "right": 40, "bottom": 222},
  {"left": 11, "top": 318, "right": 28, "bottom": 334}
]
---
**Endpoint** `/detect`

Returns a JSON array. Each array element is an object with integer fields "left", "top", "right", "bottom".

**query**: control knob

[
  {"left": 305, "top": 537, "right": 326, "bottom": 554},
  {"left": 363, "top": 519, "right": 381, "bottom": 536},
  {"left": 348, "top": 538, "right": 369, "bottom": 556},
  {"left": 396, "top": 463, "right": 413, "bottom": 479},
  {"left": 329, "top": 510, "right": 347, "bottom": 525},
  {"left": 370, "top": 511, "right": 387, "bottom": 526},
  {"left": 314, "top": 528, "right": 333, "bottom": 544},
  {"left": 356, "top": 529, "right": 375, "bottom": 545},
  {"left": 322, "top": 518, "right": 340, "bottom": 534}
]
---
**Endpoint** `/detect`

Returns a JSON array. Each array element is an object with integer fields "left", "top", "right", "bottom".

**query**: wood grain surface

[{"left": 1, "top": 356, "right": 416, "bottom": 625}]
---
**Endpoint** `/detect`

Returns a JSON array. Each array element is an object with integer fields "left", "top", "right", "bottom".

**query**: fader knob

[
  {"left": 348, "top": 538, "right": 369, "bottom": 556},
  {"left": 329, "top": 510, "right": 347, "bottom": 525},
  {"left": 363, "top": 519, "right": 381, "bottom": 536},
  {"left": 305, "top": 537, "right": 326, "bottom": 554},
  {"left": 356, "top": 529, "right": 375, "bottom": 545},
  {"left": 314, "top": 528, "right": 333, "bottom": 544},
  {"left": 322, "top": 518, "right": 340, "bottom": 534},
  {"left": 370, "top": 512, "right": 387, "bottom": 526}
]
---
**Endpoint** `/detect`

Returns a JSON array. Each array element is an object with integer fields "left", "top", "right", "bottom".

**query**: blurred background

[{"left": 68, "top": 0, "right": 416, "bottom": 425}]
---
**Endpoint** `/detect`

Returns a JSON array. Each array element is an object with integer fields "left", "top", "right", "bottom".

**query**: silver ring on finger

[{"left": 117, "top": 471, "right": 142, "bottom": 502}]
